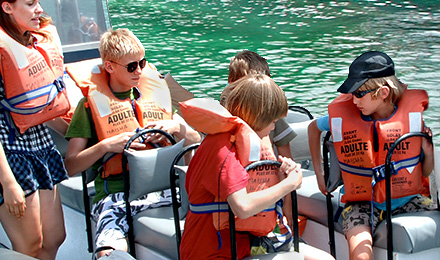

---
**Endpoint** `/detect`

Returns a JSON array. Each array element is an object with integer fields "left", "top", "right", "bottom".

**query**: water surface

[{"left": 108, "top": 0, "right": 440, "bottom": 144}]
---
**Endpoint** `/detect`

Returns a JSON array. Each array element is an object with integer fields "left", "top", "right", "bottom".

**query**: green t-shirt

[{"left": 65, "top": 89, "right": 134, "bottom": 204}]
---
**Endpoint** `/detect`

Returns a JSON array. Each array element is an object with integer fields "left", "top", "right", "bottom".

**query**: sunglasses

[
  {"left": 110, "top": 58, "right": 147, "bottom": 73},
  {"left": 352, "top": 88, "right": 378, "bottom": 98}
]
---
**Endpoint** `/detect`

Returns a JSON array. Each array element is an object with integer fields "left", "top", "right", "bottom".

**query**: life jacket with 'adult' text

[
  {"left": 0, "top": 24, "right": 70, "bottom": 133},
  {"left": 328, "top": 89, "right": 428, "bottom": 203},
  {"left": 66, "top": 60, "right": 172, "bottom": 177},
  {"left": 180, "top": 98, "right": 281, "bottom": 236}
]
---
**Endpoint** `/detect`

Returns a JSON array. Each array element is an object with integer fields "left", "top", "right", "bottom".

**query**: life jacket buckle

[
  {"left": 53, "top": 76, "right": 65, "bottom": 92},
  {"left": 372, "top": 162, "right": 397, "bottom": 184}
]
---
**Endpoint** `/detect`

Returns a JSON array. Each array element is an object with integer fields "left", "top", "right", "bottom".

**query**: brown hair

[
  {"left": 99, "top": 28, "right": 145, "bottom": 62},
  {"left": 225, "top": 74, "right": 287, "bottom": 131},
  {"left": 228, "top": 50, "right": 270, "bottom": 83},
  {"left": 0, "top": 0, "right": 52, "bottom": 45}
]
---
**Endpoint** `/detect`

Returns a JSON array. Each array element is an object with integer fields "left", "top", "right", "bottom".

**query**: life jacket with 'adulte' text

[
  {"left": 328, "top": 89, "right": 428, "bottom": 203},
  {"left": 66, "top": 60, "right": 172, "bottom": 178},
  {"left": 0, "top": 24, "right": 70, "bottom": 133},
  {"left": 180, "top": 98, "right": 282, "bottom": 237}
]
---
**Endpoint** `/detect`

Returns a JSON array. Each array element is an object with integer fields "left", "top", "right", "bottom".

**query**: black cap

[{"left": 337, "top": 51, "right": 395, "bottom": 93}]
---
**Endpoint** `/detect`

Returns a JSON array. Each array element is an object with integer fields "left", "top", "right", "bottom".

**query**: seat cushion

[
  {"left": 0, "top": 248, "right": 38, "bottom": 260},
  {"left": 242, "top": 251, "right": 304, "bottom": 260},
  {"left": 58, "top": 174, "right": 95, "bottom": 213},
  {"left": 296, "top": 170, "right": 344, "bottom": 233},
  {"left": 133, "top": 206, "right": 184, "bottom": 259},
  {"left": 374, "top": 211, "right": 440, "bottom": 253},
  {"left": 297, "top": 170, "right": 440, "bottom": 254}
]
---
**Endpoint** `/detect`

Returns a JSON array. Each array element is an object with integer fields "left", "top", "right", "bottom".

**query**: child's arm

[
  {"left": 0, "top": 143, "right": 25, "bottom": 218},
  {"left": 64, "top": 132, "right": 147, "bottom": 177},
  {"left": 227, "top": 158, "right": 302, "bottom": 219},
  {"left": 277, "top": 152, "right": 294, "bottom": 229},
  {"left": 308, "top": 119, "right": 328, "bottom": 195},
  {"left": 44, "top": 117, "right": 69, "bottom": 136},
  {"left": 421, "top": 126, "right": 434, "bottom": 177},
  {"left": 143, "top": 114, "right": 202, "bottom": 146}
]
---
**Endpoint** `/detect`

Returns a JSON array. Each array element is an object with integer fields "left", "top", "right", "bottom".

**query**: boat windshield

[{"left": 41, "top": 0, "right": 112, "bottom": 62}]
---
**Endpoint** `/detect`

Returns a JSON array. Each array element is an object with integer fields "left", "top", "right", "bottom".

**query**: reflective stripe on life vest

[
  {"left": 0, "top": 25, "right": 70, "bottom": 133},
  {"left": 0, "top": 74, "right": 67, "bottom": 114},
  {"left": 189, "top": 201, "right": 280, "bottom": 215}
]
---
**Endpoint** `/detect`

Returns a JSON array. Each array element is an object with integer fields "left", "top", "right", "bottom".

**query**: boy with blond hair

[{"left": 64, "top": 28, "right": 200, "bottom": 258}]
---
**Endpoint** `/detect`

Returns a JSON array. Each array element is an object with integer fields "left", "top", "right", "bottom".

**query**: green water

[{"left": 108, "top": 0, "right": 440, "bottom": 145}]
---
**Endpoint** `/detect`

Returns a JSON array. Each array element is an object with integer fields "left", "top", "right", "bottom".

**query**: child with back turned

[
  {"left": 308, "top": 51, "right": 436, "bottom": 260},
  {"left": 180, "top": 73, "right": 333, "bottom": 259}
]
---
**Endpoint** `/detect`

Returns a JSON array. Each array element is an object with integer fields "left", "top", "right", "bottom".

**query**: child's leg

[
  {"left": 38, "top": 187, "right": 66, "bottom": 260},
  {"left": 342, "top": 202, "right": 373, "bottom": 260},
  {"left": 0, "top": 192, "right": 43, "bottom": 258},
  {"left": 92, "top": 193, "right": 130, "bottom": 258},
  {"left": 345, "top": 225, "right": 372, "bottom": 260}
]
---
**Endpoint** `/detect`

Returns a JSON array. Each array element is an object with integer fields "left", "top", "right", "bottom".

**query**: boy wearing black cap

[{"left": 307, "top": 51, "right": 436, "bottom": 260}]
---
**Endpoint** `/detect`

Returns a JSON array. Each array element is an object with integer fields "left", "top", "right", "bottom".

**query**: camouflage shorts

[{"left": 341, "top": 195, "right": 437, "bottom": 235}]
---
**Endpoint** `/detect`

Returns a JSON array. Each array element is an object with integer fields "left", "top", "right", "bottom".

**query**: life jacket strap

[
  {"left": 189, "top": 201, "right": 280, "bottom": 215},
  {"left": 0, "top": 73, "right": 67, "bottom": 115},
  {"left": 372, "top": 154, "right": 421, "bottom": 185}
]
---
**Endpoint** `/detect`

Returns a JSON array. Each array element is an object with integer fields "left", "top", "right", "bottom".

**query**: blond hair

[
  {"left": 358, "top": 75, "right": 405, "bottom": 104},
  {"left": 225, "top": 74, "right": 287, "bottom": 131},
  {"left": 99, "top": 28, "right": 145, "bottom": 62}
]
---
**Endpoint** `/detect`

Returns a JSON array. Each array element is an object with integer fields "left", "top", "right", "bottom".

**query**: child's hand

[
  {"left": 279, "top": 156, "right": 302, "bottom": 190},
  {"left": 3, "top": 181, "right": 26, "bottom": 219},
  {"left": 103, "top": 132, "right": 146, "bottom": 153},
  {"left": 143, "top": 120, "right": 179, "bottom": 143},
  {"left": 315, "top": 170, "right": 329, "bottom": 196},
  {"left": 422, "top": 126, "right": 433, "bottom": 154}
]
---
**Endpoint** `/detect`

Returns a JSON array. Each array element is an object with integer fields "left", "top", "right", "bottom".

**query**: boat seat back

[
  {"left": 374, "top": 211, "right": 440, "bottom": 253},
  {"left": 323, "top": 135, "right": 343, "bottom": 193},
  {"left": 124, "top": 139, "right": 185, "bottom": 202},
  {"left": 58, "top": 173, "right": 95, "bottom": 213},
  {"left": 131, "top": 143, "right": 198, "bottom": 259},
  {"left": 173, "top": 165, "right": 189, "bottom": 219},
  {"left": 285, "top": 106, "right": 314, "bottom": 167}
]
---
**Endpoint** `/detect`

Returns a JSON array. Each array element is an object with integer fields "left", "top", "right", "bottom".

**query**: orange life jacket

[
  {"left": 180, "top": 98, "right": 281, "bottom": 236},
  {"left": 328, "top": 89, "right": 428, "bottom": 203},
  {"left": 66, "top": 60, "right": 172, "bottom": 177},
  {"left": 0, "top": 25, "right": 70, "bottom": 133}
]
